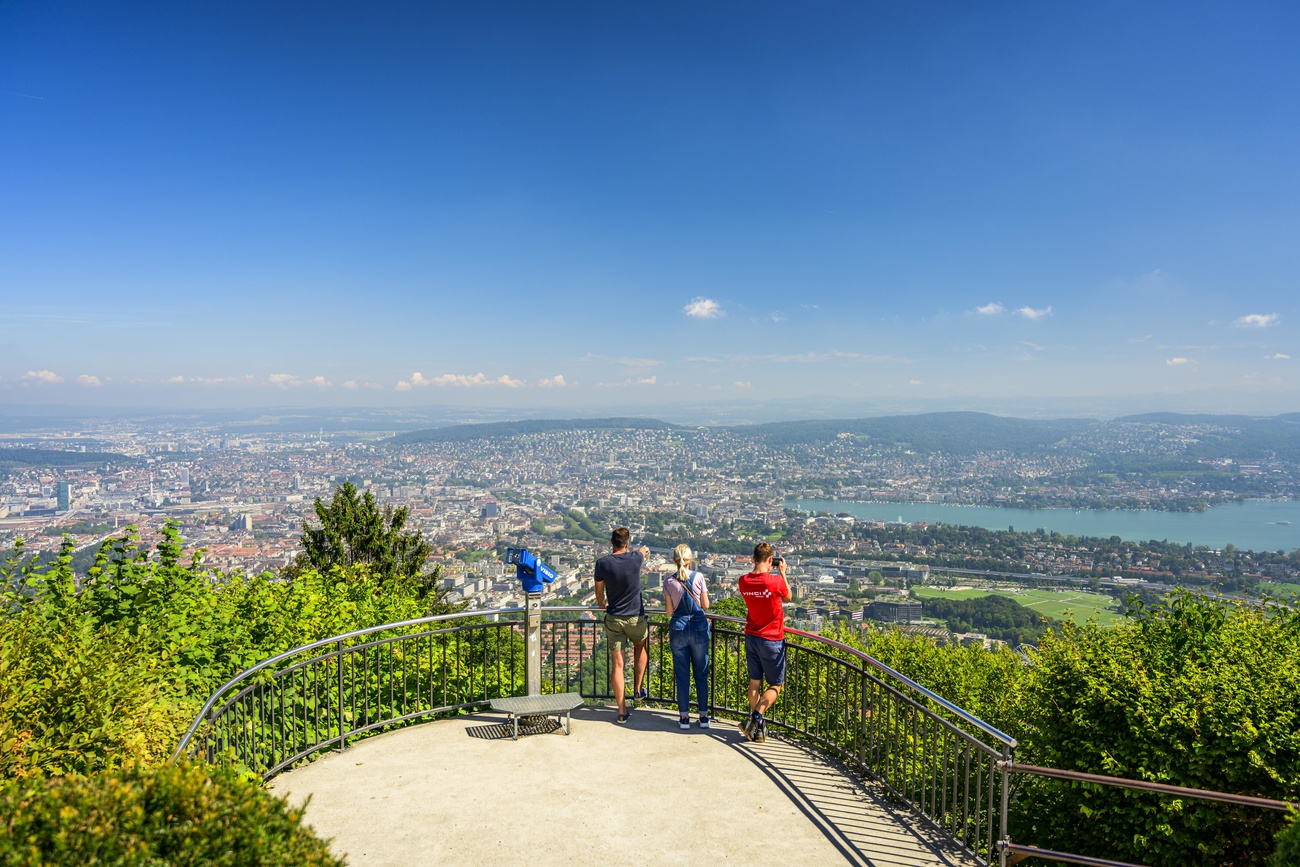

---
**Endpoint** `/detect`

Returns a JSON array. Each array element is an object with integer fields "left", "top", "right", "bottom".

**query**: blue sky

[{"left": 2, "top": 2, "right": 1298, "bottom": 414}]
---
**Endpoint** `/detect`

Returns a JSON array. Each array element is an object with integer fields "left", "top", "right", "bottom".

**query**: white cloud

[
  {"left": 307, "top": 375, "right": 332, "bottom": 388},
  {"left": 268, "top": 373, "right": 300, "bottom": 387},
  {"left": 1237, "top": 313, "right": 1280, "bottom": 328},
  {"left": 684, "top": 356, "right": 719, "bottom": 363},
  {"left": 683, "top": 297, "right": 724, "bottom": 319},
  {"left": 974, "top": 302, "right": 1004, "bottom": 316},
  {"left": 1166, "top": 357, "right": 1191, "bottom": 366},
  {"left": 76, "top": 374, "right": 102, "bottom": 387},
  {"left": 1021, "top": 341, "right": 1045, "bottom": 352},
  {"left": 397, "top": 371, "right": 525, "bottom": 389},
  {"left": 164, "top": 375, "right": 186, "bottom": 384},
  {"left": 342, "top": 380, "right": 358, "bottom": 389},
  {"left": 1016, "top": 305, "right": 1053, "bottom": 320},
  {"left": 1267, "top": 353, "right": 1291, "bottom": 360},
  {"left": 636, "top": 376, "right": 657, "bottom": 385},
  {"left": 538, "top": 375, "right": 567, "bottom": 388},
  {"left": 734, "top": 380, "right": 752, "bottom": 389},
  {"left": 616, "top": 357, "right": 662, "bottom": 370},
  {"left": 23, "top": 369, "right": 63, "bottom": 383},
  {"left": 728, "top": 350, "right": 908, "bottom": 364},
  {"left": 767, "top": 311, "right": 787, "bottom": 323},
  {"left": 908, "top": 379, "right": 923, "bottom": 386}
]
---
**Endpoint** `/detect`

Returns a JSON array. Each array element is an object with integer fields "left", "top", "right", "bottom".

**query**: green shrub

[
  {"left": 1274, "top": 810, "right": 1300, "bottom": 867},
  {"left": 0, "top": 762, "right": 341, "bottom": 865},
  {"left": 1013, "top": 593, "right": 1300, "bottom": 866}
]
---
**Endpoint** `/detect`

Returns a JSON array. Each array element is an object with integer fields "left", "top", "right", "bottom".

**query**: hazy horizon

[{"left": 4, "top": 3, "right": 1297, "bottom": 412}]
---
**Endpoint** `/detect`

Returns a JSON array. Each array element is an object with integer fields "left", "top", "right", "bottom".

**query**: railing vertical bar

[{"left": 962, "top": 744, "right": 972, "bottom": 847}]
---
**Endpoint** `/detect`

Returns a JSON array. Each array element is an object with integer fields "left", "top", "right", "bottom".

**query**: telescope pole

[{"left": 526, "top": 591, "right": 542, "bottom": 696}]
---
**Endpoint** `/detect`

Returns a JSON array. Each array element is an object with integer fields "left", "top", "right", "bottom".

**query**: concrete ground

[{"left": 270, "top": 706, "right": 981, "bottom": 866}]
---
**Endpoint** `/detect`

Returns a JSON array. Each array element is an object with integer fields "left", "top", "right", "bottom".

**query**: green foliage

[
  {"left": 1, "top": 524, "right": 435, "bottom": 779},
  {"left": 291, "top": 482, "right": 440, "bottom": 598},
  {"left": 0, "top": 762, "right": 341, "bottom": 866},
  {"left": 920, "top": 593, "right": 1050, "bottom": 645},
  {"left": 1274, "top": 810, "right": 1300, "bottom": 867},
  {"left": 1014, "top": 593, "right": 1300, "bottom": 866}
]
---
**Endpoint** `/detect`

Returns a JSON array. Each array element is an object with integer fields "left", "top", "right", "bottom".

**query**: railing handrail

[
  {"left": 174, "top": 606, "right": 524, "bottom": 759},
  {"left": 1007, "top": 762, "right": 1298, "bottom": 812},
  {"left": 175, "top": 603, "right": 1016, "bottom": 760}
]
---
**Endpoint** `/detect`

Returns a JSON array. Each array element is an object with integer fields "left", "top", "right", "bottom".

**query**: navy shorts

[{"left": 744, "top": 634, "right": 787, "bottom": 686}]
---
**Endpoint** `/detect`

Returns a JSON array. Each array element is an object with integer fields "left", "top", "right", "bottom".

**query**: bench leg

[{"left": 512, "top": 714, "right": 518, "bottom": 741}]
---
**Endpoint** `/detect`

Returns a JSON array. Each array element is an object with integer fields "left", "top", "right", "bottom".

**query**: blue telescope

[{"left": 505, "top": 547, "right": 557, "bottom": 594}]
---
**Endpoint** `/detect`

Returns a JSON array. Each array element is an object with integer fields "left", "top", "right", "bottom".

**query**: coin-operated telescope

[{"left": 505, "top": 547, "right": 557, "bottom": 594}]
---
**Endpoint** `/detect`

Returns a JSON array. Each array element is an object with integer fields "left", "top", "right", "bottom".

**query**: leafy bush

[
  {"left": 1, "top": 524, "right": 444, "bottom": 779},
  {"left": 1274, "top": 810, "right": 1300, "bottom": 867},
  {"left": 1013, "top": 593, "right": 1300, "bottom": 866},
  {"left": 0, "top": 762, "right": 341, "bottom": 865}
]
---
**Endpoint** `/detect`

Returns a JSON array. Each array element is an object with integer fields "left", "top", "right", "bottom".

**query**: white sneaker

[{"left": 679, "top": 716, "right": 691, "bottom": 730}]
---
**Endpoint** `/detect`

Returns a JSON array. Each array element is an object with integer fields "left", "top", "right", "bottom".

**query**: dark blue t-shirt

[{"left": 594, "top": 550, "right": 645, "bottom": 617}]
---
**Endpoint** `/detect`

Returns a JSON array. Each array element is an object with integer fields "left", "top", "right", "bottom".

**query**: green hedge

[
  {"left": 1275, "top": 811, "right": 1300, "bottom": 867},
  {"left": 0, "top": 762, "right": 341, "bottom": 865}
]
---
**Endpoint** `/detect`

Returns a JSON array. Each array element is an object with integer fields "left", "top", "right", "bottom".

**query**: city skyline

[{"left": 3, "top": 2, "right": 1298, "bottom": 412}]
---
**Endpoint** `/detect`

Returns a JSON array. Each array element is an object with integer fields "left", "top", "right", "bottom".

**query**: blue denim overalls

[{"left": 669, "top": 572, "right": 710, "bottom": 717}]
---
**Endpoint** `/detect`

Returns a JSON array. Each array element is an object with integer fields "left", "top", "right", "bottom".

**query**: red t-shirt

[{"left": 738, "top": 570, "right": 789, "bottom": 640}]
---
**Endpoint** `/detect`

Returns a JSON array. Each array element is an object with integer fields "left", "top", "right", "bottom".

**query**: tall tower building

[
  {"left": 56, "top": 481, "right": 72, "bottom": 512},
  {"left": 180, "top": 467, "right": 191, "bottom": 487}
]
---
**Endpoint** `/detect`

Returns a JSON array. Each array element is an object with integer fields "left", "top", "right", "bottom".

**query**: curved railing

[{"left": 176, "top": 605, "right": 1015, "bottom": 863}]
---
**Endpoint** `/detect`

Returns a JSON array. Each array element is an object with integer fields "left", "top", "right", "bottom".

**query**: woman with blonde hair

[{"left": 665, "top": 543, "right": 711, "bottom": 729}]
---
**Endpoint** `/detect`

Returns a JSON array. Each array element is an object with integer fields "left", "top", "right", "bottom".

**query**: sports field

[
  {"left": 913, "top": 585, "right": 1123, "bottom": 626},
  {"left": 1260, "top": 580, "right": 1300, "bottom": 599}
]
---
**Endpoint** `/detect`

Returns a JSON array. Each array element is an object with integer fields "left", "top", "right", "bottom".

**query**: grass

[
  {"left": 913, "top": 584, "right": 1124, "bottom": 626},
  {"left": 1259, "top": 580, "right": 1300, "bottom": 599}
]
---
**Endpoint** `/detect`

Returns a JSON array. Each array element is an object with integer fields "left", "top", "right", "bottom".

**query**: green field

[
  {"left": 913, "top": 585, "right": 1124, "bottom": 626},
  {"left": 1260, "top": 580, "right": 1300, "bottom": 598}
]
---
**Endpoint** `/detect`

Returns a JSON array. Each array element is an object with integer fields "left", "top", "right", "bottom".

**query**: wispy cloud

[
  {"left": 767, "top": 311, "right": 787, "bottom": 323},
  {"left": 684, "top": 297, "right": 724, "bottom": 319},
  {"left": 1017, "top": 305, "right": 1053, "bottom": 320},
  {"left": 908, "top": 379, "right": 923, "bottom": 386},
  {"left": 728, "top": 350, "right": 908, "bottom": 364},
  {"left": 537, "top": 375, "right": 567, "bottom": 388},
  {"left": 974, "top": 302, "right": 1004, "bottom": 316},
  {"left": 342, "top": 380, "right": 385, "bottom": 390},
  {"left": 75, "top": 374, "right": 103, "bottom": 387},
  {"left": 684, "top": 356, "right": 719, "bottom": 363},
  {"left": 1266, "top": 353, "right": 1291, "bottom": 360},
  {"left": 396, "top": 371, "right": 525, "bottom": 391},
  {"left": 1021, "top": 341, "right": 1045, "bottom": 352},
  {"left": 23, "top": 370, "right": 63, "bottom": 383},
  {"left": 1166, "top": 357, "right": 1192, "bottom": 366},
  {"left": 1236, "top": 312, "right": 1280, "bottom": 328},
  {"left": 734, "top": 380, "right": 752, "bottom": 389}
]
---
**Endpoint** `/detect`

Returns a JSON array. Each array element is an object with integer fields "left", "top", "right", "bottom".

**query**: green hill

[
  {"left": 387, "top": 417, "right": 684, "bottom": 446},
  {"left": 731, "top": 411, "right": 1095, "bottom": 453}
]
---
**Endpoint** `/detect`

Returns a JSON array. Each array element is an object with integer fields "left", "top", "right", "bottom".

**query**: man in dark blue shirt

[{"left": 595, "top": 527, "right": 650, "bottom": 722}]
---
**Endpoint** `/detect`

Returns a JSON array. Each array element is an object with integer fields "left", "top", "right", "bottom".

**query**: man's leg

[
  {"left": 611, "top": 646, "right": 627, "bottom": 715},
  {"left": 747, "top": 679, "right": 763, "bottom": 713},
  {"left": 632, "top": 639, "right": 648, "bottom": 697},
  {"left": 757, "top": 684, "right": 782, "bottom": 715}
]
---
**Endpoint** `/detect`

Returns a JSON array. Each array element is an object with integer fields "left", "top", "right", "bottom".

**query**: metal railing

[{"left": 176, "top": 606, "right": 1296, "bottom": 867}]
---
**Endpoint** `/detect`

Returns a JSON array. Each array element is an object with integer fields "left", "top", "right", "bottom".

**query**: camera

[{"left": 773, "top": 554, "right": 784, "bottom": 564}]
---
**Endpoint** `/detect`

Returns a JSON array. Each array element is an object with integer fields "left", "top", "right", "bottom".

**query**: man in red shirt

[{"left": 736, "top": 541, "right": 792, "bottom": 743}]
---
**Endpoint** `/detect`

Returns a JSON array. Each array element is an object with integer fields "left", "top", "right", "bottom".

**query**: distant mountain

[
  {"left": 387, "top": 417, "right": 685, "bottom": 446},
  {"left": 1115, "top": 412, "right": 1300, "bottom": 461},
  {"left": 730, "top": 412, "right": 1096, "bottom": 454},
  {"left": 0, "top": 448, "right": 135, "bottom": 471}
]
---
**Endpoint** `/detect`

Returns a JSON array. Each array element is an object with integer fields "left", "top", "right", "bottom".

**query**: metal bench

[{"left": 489, "top": 692, "right": 585, "bottom": 740}]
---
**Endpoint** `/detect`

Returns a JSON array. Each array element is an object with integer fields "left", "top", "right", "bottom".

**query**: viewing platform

[{"left": 270, "top": 705, "right": 980, "bottom": 866}]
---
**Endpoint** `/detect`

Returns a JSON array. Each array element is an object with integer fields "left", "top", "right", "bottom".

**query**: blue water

[{"left": 786, "top": 499, "right": 1300, "bottom": 553}]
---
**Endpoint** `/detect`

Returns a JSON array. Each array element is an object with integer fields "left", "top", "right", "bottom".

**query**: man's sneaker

[
  {"left": 752, "top": 718, "right": 767, "bottom": 743},
  {"left": 617, "top": 712, "right": 630, "bottom": 724},
  {"left": 738, "top": 716, "right": 755, "bottom": 740},
  {"left": 635, "top": 687, "right": 649, "bottom": 702},
  {"left": 679, "top": 716, "right": 691, "bottom": 730},
  {"left": 698, "top": 715, "right": 711, "bottom": 729}
]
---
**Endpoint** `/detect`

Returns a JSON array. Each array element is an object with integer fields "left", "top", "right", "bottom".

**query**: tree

[{"left": 289, "top": 483, "right": 439, "bottom": 597}]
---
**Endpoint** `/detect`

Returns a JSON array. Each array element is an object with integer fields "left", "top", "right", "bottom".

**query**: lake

[{"left": 785, "top": 498, "right": 1300, "bottom": 553}]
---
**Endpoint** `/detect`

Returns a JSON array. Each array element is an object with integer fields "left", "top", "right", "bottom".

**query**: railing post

[
  {"left": 526, "top": 592, "right": 542, "bottom": 696},
  {"left": 998, "top": 743, "right": 1012, "bottom": 867},
  {"left": 336, "top": 639, "right": 346, "bottom": 753}
]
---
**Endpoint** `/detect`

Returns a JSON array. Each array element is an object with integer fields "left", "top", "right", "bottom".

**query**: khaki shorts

[{"left": 604, "top": 614, "right": 649, "bottom": 652}]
